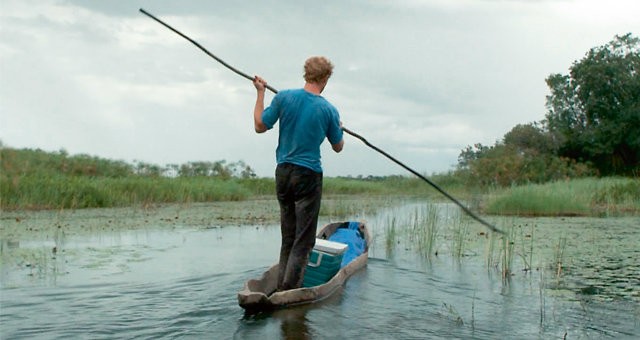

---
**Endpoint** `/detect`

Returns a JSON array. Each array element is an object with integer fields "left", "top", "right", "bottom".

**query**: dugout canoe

[{"left": 238, "top": 221, "right": 371, "bottom": 311}]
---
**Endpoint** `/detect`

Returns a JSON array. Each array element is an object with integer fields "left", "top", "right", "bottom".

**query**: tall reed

[
  {"left": 553, "top": 235, "right": 567, "bottom": 278},
  {"left": 485, "top": 231, "right": 498, "bottom": 269},
  {"left": 539, "top": 268, "right": 546, "bottom": 326},
  {"left": 517, "top": 224, "right": 535, "bottom": 272},
  {"left": 384, "top": 215, "right": 398, "bottom": 254},
  {"left": 410, "top": 204, "right": 439, "bottom": 258},
  {"left": 451, "top": 212, "right": 470, "bottom": 259},
  {"left": 500, "top": 225, "right": 515, "bottom": 280}
]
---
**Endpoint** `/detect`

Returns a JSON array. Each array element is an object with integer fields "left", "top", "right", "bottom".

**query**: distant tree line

[
  {"left": 0, "top": 147, "right": 257, "bottom": 180},
  {"left": 135, "top": 160, "right": 256, "bottom": 179},
  {"left": 457, "top": 33, "right": 639, "bottom": 186}
]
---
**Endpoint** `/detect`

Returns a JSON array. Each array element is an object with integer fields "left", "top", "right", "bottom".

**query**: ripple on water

[{"left": 1, "top": 207, "right": 639, "bottom": 338}]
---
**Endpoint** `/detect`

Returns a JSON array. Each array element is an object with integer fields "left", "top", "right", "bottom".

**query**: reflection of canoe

[{"left": 238, "top": 221, "right": 371, "bottom": 311}]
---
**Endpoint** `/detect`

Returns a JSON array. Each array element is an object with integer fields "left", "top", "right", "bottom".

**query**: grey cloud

[{"left": 2, "top": 0, "right": 639, "bottom": 177}]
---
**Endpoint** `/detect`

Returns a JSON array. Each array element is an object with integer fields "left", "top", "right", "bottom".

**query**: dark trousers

[{"left": 275, "top": 163, "right": 323, "bottom": 291}]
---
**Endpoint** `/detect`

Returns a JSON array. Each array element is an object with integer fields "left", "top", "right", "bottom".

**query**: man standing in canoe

[{"left": 252, "top": 56, "right": 344, "bottom": 291}]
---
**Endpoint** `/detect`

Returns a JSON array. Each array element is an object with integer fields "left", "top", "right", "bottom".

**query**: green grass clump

[
  {"left": 384, "top": 216, "right": 398, "bottom": 254},
  {"left": 484, "top": 177, "right": 640, "bottom": 216},
  {"left": 411, "top": 204, "right": 439, "bottom": 258},
  {"left": 485, "top": 185, "right": 590, "bottom": 216},
  {"left": 590, "top": 177, "right": 640, "bottom": 215},
  {"left": 451, "top": 212, "right": 470, "bottom": 259}
]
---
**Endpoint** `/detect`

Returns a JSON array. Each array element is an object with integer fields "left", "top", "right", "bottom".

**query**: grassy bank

[
  {"left": 1, "top": 146, "right": 468, "bottom": 210},
  {"left": 1, "top": 175, "right": 255, "bottom": 210},
  {"left": 1, "top": 174, "right": 452, "bottom": 211},
  {"left": 484, "top": 177, "right": 640, "bottom": 216},
  {"left": 2, "top": 147, "right": 637, "bottom": 216},
  {"left": 0, "top": 147, "right": 446, "bottom": 210}
]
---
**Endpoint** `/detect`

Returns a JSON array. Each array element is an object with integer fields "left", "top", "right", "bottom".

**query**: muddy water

[{"left": 1, "top": 202, "right": 639, "bottom": 339}]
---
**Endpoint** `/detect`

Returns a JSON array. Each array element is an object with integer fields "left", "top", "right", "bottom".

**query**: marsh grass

[
  {"left": 1, "top": 176, "right": 254, "bottom": 210},
  {"left": 320, "top": 196, "right": 395, "bottom": 220},
  {"left": 500, "top": 225, "right": 516, "bottom": 280},
  {"left": 539, "top": 268, "right": 546, "bottom": 325},
  {"left": 323, "top": 178, "right": 385, "bottom": 195},
  {"left": 471, "top": 289, "right": 476, "bottom": 330},
  {"left": 4, "top": 147, "right": 638, "bottom": 218},
  {"left": 517, "top": 224, "right": 535, "bottom": 272},
  {"left": 553, "top": 235, "right": 567, "bottom": 278},
  {"left": 1, "top": 152, "right": 452, "bottom": 211},
  {"left": 424, "top": 205, "right": 439, "bottom": 257},
  {"left": 590, "top": 177, "right": 640, "bottom": 215},
  {"left": 320, "top": 198, "right": 357, "bottom": 218},
  {"left": 485, "top": 177, "right": 640, "bottom": 216},
  {"left": 486, "top": 184, "right": 589, "bottom": 216},
  {"left": 409, "top": 204, "right": 439, "bottom": 258},
  {"left": 485, "top": 231, "right": 498, "bottom": 269},
  {"left": 384, "top": 216, "right": 398, "bottom": 253},
  {"left": 451, "top": 212, "right": 470, "bottom": 259},
  {"left": 379, "top": 203, "right": 443, "bottom": 257},
  {"left": 483, "top": 220, "right": 568, "bottom": 284}
]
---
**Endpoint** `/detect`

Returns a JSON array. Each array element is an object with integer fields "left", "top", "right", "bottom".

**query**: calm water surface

[{"left": 1, "top": 202, "right": 639, "bottom": 339}]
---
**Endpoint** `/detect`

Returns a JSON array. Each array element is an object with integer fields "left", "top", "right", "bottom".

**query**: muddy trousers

[{"left": 275, "top": 163, "right": 323, "bottom": 291}]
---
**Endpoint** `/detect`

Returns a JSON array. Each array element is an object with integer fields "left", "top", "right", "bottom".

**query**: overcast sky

[{"left": 1, "top": 0, "right": 639, "bottom": 177}]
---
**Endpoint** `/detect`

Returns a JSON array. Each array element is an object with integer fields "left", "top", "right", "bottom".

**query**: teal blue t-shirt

[{"left": 261, "top": 89, "right": 343, "bottom": 173}]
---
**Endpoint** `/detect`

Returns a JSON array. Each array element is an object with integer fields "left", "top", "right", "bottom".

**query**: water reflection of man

[
  {"left": 278, "top": 307, "right": 311, "bottom": 340},
  {"left": 252, "top": 56, "right": 344, "bottom": 291}
]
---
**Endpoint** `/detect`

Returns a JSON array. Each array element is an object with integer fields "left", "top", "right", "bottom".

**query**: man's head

[{"left": 304, "top": 56, "right": 333, "bottom": 85}]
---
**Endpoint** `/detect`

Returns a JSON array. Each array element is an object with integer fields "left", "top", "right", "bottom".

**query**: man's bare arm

[{"left": 253, "top": 76, "right": 268, "bottom": 133}]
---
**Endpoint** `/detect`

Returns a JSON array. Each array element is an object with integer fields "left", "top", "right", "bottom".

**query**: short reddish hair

[{"left": 304, "top": 56, "right": 333, "bottom": 83}]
